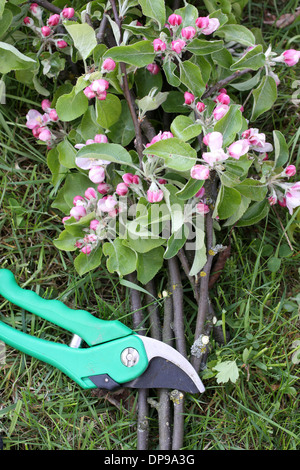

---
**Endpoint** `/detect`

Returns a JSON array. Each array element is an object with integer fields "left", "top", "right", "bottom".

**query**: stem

[
  {"left": 97, "top": 13, "right": 108, "bottom": 43},
  {"left": 28, "top": 0, "right": 62, "bottom": 14},
  {"left": 126, "top": 272, "right": 149, "bottom": 450},
  {"left": 177, "top": 248, "right": 199, "bottom": 302},
  {"left": 145, "top": 279, "right": 161, "bottom": 341},
  {"left": 202, "top": 68, "right": 254, "bottom": 99},
  {"left": 167, "top": 257, "right": 186, "bottom": 450}
]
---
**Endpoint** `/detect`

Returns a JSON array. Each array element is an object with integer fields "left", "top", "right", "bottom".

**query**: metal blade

[{"left": 123, "top": 336, "right": 205, "bottom": 394}]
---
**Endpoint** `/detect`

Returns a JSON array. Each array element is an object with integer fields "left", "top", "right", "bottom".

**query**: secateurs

[{"left": 0, "top": 269, "right": 205, "bottom": 394}]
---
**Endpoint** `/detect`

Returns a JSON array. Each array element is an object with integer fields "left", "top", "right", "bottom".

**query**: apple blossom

[
  {"left": 153, "top": 38, "right": 167, "bottom": 52},
  {"left": 284, "top": 165, "right": 296, "bottom": 177},
  {"left": 30, "top": 3, "right": 42, "bottom": 19},
  {"left": 202, "top": 132, "right": 227, "bottom": 165},
  {"left": 48, "top": 14, "right": 60, "bottom": 26},
  {"left": 70, "top": 205, "right": 87, "bottom": 221},
  {"left": 195, "top": 187, "right": 205, "bottom": 198},
  {"left": 201, "top": 18, "right": 220, "bottom": 35},
  {"left": 38, "top": 128, "right": 52, "bottom": 142},
  {"left": 213, "top": 104, "right": 229, "bottom": 120},
  {"left": 282, "top": 49, "right": 300, "bottom": 67},
  {"left": 83, "top": 86, "right": 96, "bottom": 99},
  {"left": 81, "top": 245, "right": 92, "bottom": 255},
  {"left": 242, "top": 128, "right": 273, "bottom": 153},
  {"left": 98, "top": 195, "right": 118, "bottom": 212},
  {"left": 190, "top": 165, "right": 210, "bottom": 180},
  {"left": 203, "top": 132, "right": 223, "bottom": 151},
  {"left": 56, "top": 40, "right": 68, "bottom": 49},
  {"left": 196, "top": 203, "right": 210, "bottom": 214},
  {"left": 227, "top": 139, "right": 250, "bottom": 159},
  {"left": 122, "top": 173, "right": 139, "bottom": 185},
  {"left": 62, "top": 7, "right": 75, "bottom": 19},
  {"left": 181, "top": 26, "right": 196, "bottom": 40},
  {"left": 73, "top": 195, "right": 85, "bottom": 205},
  {"left": 184, "top": 92, "right": 195, "bottom": 105},
  {"left": 41, "top": 26, "right": 51, "bottom": 37},
  {"left": 49, "top": 109, "right": 58, "bottom": 121},
  {"left": 216, "top": 92, "right": 230, "bottom": 105},
  {"left": 89, "top": 166, "right": 106, "bottom": 184},
  {"left": 196, "top": 102, "right": 206, "bottom": 113},
  {"left": 97, "top": 183, "right": 111, "bottom": 194},
  {"left": 147, "top": 183, "right": 164, "bottom": 203},
  {"left": 85, "top": 187, "right": 97, "bottom": 200},
  {"left": 116, "top": 182, "right": 129, "bottom": 196},
  {"left": 172, "top": 39, "right": 186, "bottom": 54},
  {"left": 102, "top": 58, "right": 116, "bottom": 71},
  {"left": 168, "top": 14, "right": 182, "bottom": 26},
  {"left": 23, "top": 17, "right": 34, "bottom": 26},
  {"left": 90, "top": 219, "right": 100, "bottom": 231},
  {"left": 285, "top": 182, "right": 300, "bottom": 214},
  {"left": 147, "top": 63, "right": 160, "bottom": 75},
  {"left": 195, "top": 17, "right": 210, "bottom": 29}
]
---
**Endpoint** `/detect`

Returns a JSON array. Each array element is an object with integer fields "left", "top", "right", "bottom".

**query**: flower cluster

[
  {"left": 23, "top": 4, "right": 74, "bottom": 50},
  {"left": 25, "top": 99, "right": 59, "bottom": 147},
  {"left": 83, "top": 59, "right": 116, "bottom": 101},
  {"left": 153, "top": 13, "right": 220, "bottom": 57},
  {"left": 184, "top": 88, "right": 235, "bottom": 121},
  {"left": 267, "top": 165, "right": 300, "bottom": 214}
]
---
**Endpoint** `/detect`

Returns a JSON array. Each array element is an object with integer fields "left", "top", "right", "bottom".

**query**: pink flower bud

[
  {"left": 195, "top": 17, "right": 210, "bottom": 29},
  {"left": 122, "top": 173, "right": 134, "bottom": 185},
  {"left": 23, "top": 17, "right": 34, "bottom": 26},
  {"left": 62, "top": 7, "right": 75, "bottom": 19},
  {"left": 153, "top": 38, "right": 167, "bottom": 52},
  {"left": 239, "top": 105, "right": 244, "bottom": 112},
  {"left": 97, "top": 183, "right": 111, "bottom": 194},
  {"left": 202, "top": 18, "right": 220, "bottom": 35},
  {"left": 184, "top": 92, "right": 195, "bottom": 105},
  {"left": 90, "top": 219, "right": 100, "bottom": 231},
  {"left": 98, "top": 195, "right": 118, "bottom": 212},
  {"left": 30, "top": 3, "right": 42, "bottom": 17},
  {"left": 227, "top": 139, "right": 250, "bottom": 159},
  {"left": 278, "top": 197, "right": 286, "bottom": 207},
  {"left": 38, "top": 128, "right": 52, "bottom": 142},
  {"left": 102, "top": 58, "right": 116, "bottom": 71},
  {"left": 146, "top": 63, "right": 160, "bottom": 75},
  {"left": 171, "top": 39, "right": 186, "bottom": 54},
  {"left": 85, "top": 139, "right": 95, "bottom": 145},
  {"left": 285, "top": 165, "right": 296, "bottom": 177},
  {"left": 91, "top": 79, "right": 109, "bottom": 93},
  {"left": 48, "top": 14, "right": 60, "bottom": 26},
  {"left": 168, "top": 14, "right": 182, "bottom": 26},
  {"left": 116, "top": 182, "right": 129, "bottom": 196},
  {"left": 195, "top": 187, "right": 205, "bottom": 198},
  {"left": 216, "top": 92, "right": 230, "bottom": 105},
  {"left": 181, "top": 26, "right": 196, "bottom": 40},
  {"left": 158, "top": 179, "right": 167, "bottom": 184},
  {"left": 73, "top": 195, "right": 85, "bottom": 205},
  {"left": 94, "top": 134, "right": 108, "bottom": 143},
  {"left": 282, "top": 49, "right": 300, "bottom": 67},
  {"left": 203, "top": 132, "right": 223, "bottom": 150},
  {"left": 268, "top": 195, "right": 277, "bottom": 206},
  {"left": 49, "top": 109, "right": 58, "bottom": 121},
  {"left": 196, "top": 203, "right": 210, "bottom": 214},
  {"left": 41, "top": 26, "right": 52, "bottom": 37},
  {"left": 190, "top": 165, "right": 210, "bottom": 180},
  {"left": 213, "top": 104, "right": 229, "bottom": 121},
  {"left": 41, "top": 99, "right": 52, "bottom": 111},
  {"left": 89, "top": 166, "right": 105, "bottom": 184},
  {"left": 85, "top": 187, "right": 97, "bottom": 200},
  {"left": 219, "top": 88, "right": 227, "bottom": 94},
  {"left": 56, "top": 40, "right": 68, "bottom": 49},
  {"left": 62, "top": 216, "right": 71, "bottom": 224},
  {"left": 96, "top": 91, "right": 107, "bottom": 101},
  {"left": 70, "top": 205, "right": 87, "bottom": 221},
  {"left": 147, "top": 188, "right": 164, "bottom": 203},
  {"left": 81, "top": 245, "right": 92, "bottom": 255},
  {"left": 83, "top": 86, "right": 96, "bottom": 99},
  {"left": 196, "top": 101, "right": 205, "bottom": 113}
]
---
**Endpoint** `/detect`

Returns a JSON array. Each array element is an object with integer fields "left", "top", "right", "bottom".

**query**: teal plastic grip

[
  {"left": 0, "top": 269, "right": 132, "bottom": 346},
  {"left": 0, "top": 321, "right": 148, "bottom": 389}
]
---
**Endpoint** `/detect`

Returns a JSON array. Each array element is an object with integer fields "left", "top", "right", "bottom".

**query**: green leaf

[
  {"left": 213, "top": 360, "right": 239, "bottom": 384},
  {"left": 47, "top": 148, "right": 68, "bottom": 186},
  {"left": 163, "top": 59, "right": 181, "bottom": 87},
  {"left": 103, "top": 239, "right": 137, "bottom": 276},
  {"left": 103, "top": 40, "right": 155, "bottom": 67},
  {"left": 214, "top": 105, "right": 243, "bottom": 147},
  {"left": 267, "top": 257, "right": 282, "bottom": 273},
  {"left": 174, "top": 3, "right": 199, "bottom": 28},
  {"left": 273, "top": 130, "right": 289, "bottom": 168},
  {"left": 189, "top": 228, "right": 206, "bottom": 277},
  {"left": 216, "top": 24, "right": 255, "bottom": 47},
  {"left": 223, "top": 195, "right": 251, "bottom": 226},
  {"left": 164, "top": 226, "right": 188, "bottom": 259},
  {"left": 138, "top": 0, "right": 166, "bottom": 28},
  {"left": 230, "top": 45, "right": 265, "bottom": 71},
  {"left": 176, "top": 178, "right": 204, "bottom": 200},
  {"left": 78, "top": 105, "right": 105, "bottom": 141},
  {"left": 217, "top": 186, "right": 241, "bottom": 219},
  {"left": 186, "top": 39, "right": 224, "bottom": 56},
  {"left": 76, "top": 142, "right": 133, "bottom": 166},
  {"left": 74, "top": 245, "right": 102, "bottom": 276},
  {"left": 170, "top": 115, "right": 202, "bottom": 142},
  {"left": 251, "top": 75, "right": 277, "bottom": 121},
  {"left": 237, "top": 200, "right": 269, "bottom": 227},
  {"left": 57, "top": 138, "right": 77, "bottom": 169},
  {"left": 56, "top": 88, "right": 88, "bottom": 122},
  {"left": 59, "top": 173, "right": 97, "bottom": 209},
  {"left": 162, "top": 91, "right": 190, "bottom": 114},
  {"left": 143, "top": 137, "right": 197, "bottom": 171},
  {"left": 229, "top": 70, "right": 261, "bottom": 91},
  {"left": 108, "top": 100, "right": 135, "bottom": 146},
  {"left": 123, "top": 232, "right": 166, "bottom": 254},
  {"left": 236, "top": 179, "right": 267, "bottom": 201},
  {"left": 136, "top": 246, "right": 164, "bottom": 284},
  {"left": 0, "top": 9, "right": 13, "bottom": 39},
  {"left": 179, "top": 60, "right": 206, "bottom": 99},
  {"left": 0, "top": 42, "right": 36, "bottom": 73},
  {"left": 96, "top": 93, "right": 122, "bottom": 129},
  {"left": 64, "top": 23, "right": 97, "bottom": 60},
  {"left": 54, "top": 229, "right": 79, "bottom": 252}
]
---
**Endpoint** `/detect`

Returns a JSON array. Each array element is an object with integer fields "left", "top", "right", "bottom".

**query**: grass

[{"left": 0, "top": 0, "right": 299, "bottom": 451}]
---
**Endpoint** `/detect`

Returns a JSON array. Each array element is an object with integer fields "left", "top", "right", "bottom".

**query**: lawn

[{"left": 0, "top": 0, "right": 299, "bottom": 450}]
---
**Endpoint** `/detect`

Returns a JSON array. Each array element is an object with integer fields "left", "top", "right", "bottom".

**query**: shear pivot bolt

[{"left": 121, "top": 348, "right": 139, "bottom": 367}]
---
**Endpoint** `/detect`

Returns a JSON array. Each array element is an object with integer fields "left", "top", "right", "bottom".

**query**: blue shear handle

[{"left": 0, "top": 269, "right": 132, "bottom": 346}]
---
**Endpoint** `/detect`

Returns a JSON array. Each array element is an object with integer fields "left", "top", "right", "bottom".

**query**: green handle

[
  {"left": 0, "top": 321, "right": 148, "bottom": 389},
  {"left": 0, "top": 269, "right": 132, "bottom": 346}
]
